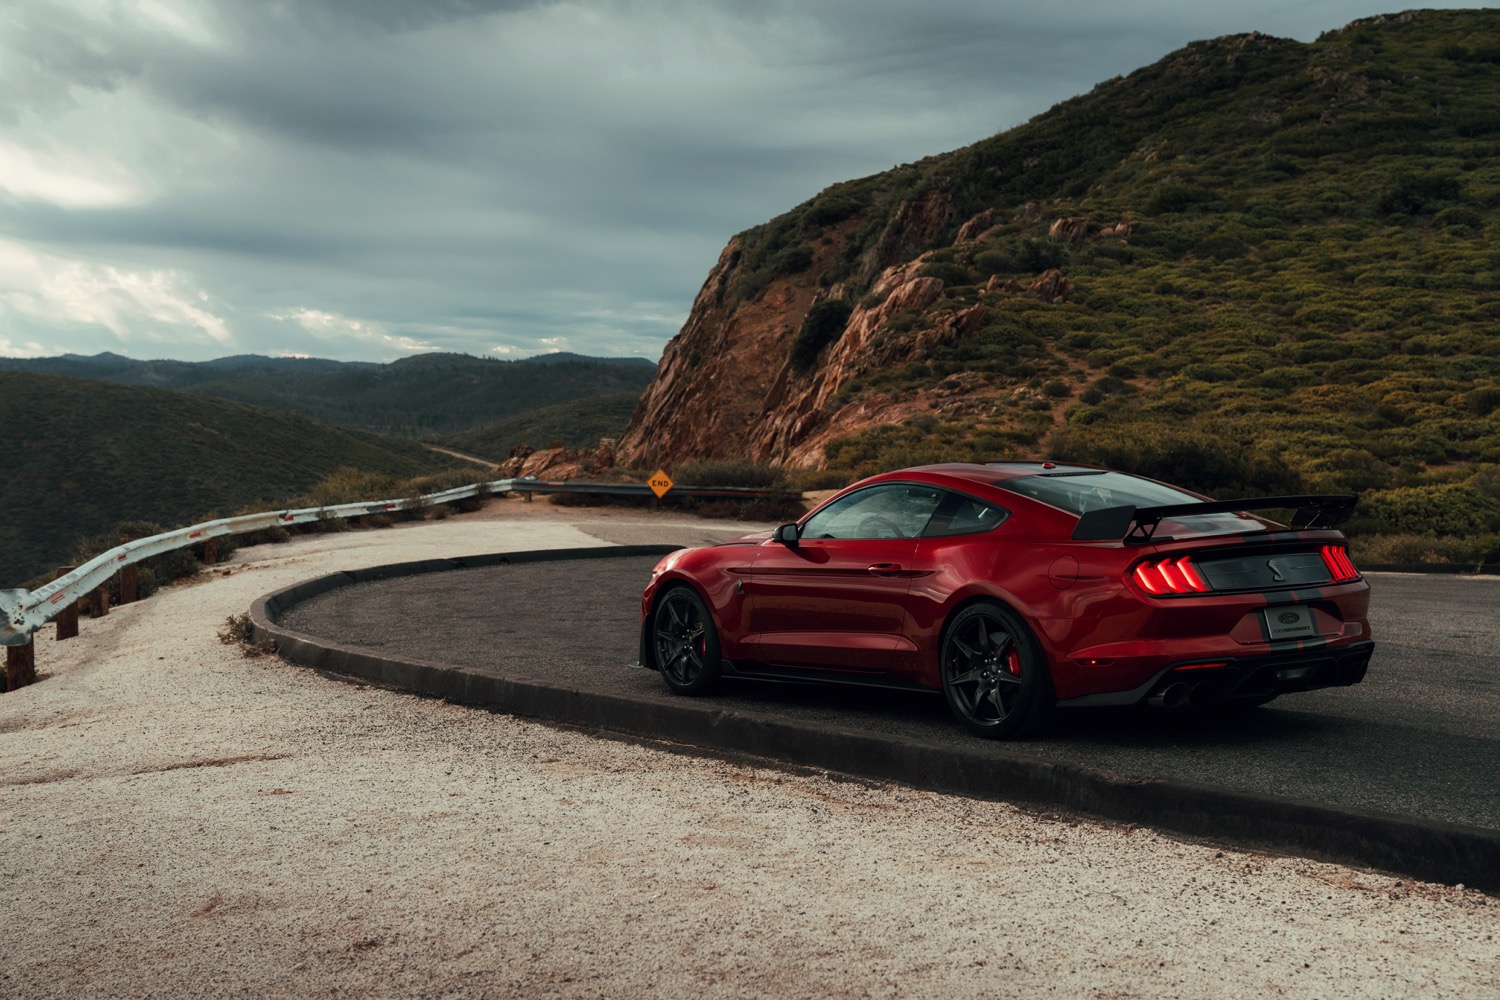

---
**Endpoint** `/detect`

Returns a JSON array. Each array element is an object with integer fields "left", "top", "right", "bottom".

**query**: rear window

[
  {"left": 997, "top": 471, "right": 1265, "bottom": 537},
  {"left": 995, "top": 471, "right": 1200, "bottom": 514}
]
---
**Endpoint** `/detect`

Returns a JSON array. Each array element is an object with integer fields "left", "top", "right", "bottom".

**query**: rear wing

[{"left": 1071, "top": 494, "right": 1359, "bottom": 542}]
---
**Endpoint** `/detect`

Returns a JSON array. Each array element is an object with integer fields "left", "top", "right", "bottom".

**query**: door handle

[{"left": 867, "top": 563, "right": 904, "bottom": 577}]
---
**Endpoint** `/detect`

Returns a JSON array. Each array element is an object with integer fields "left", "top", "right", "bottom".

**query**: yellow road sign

[{"left": 648, "top": 469, "right": 674, "bottom": 498}]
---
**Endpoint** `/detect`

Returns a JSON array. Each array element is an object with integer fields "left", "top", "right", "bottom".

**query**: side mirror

[{"left": 774, "top": 523, "right": 801, "bottom": 547}]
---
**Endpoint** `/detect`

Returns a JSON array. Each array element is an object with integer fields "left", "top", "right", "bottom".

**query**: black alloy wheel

[
  {"left": 940, "top": 601, "right": 1054, "bottom": 738},
  {"left": 652, "top": 585, "right": 722, "bottom": 695}
]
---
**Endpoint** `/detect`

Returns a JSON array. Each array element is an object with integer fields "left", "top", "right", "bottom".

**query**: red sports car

[{"left": 639, "top": 462, "right": 1374, "bottom": 738}]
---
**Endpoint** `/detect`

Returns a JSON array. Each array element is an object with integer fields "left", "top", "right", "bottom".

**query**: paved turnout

[{"left": 281, "top": 559, "right": 1500, "bottom": 834}]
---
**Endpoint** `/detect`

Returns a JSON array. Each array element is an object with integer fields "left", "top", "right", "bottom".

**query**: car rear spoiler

[{"left": 1071, "top": 494, "right": 1360, "bottom": 542}]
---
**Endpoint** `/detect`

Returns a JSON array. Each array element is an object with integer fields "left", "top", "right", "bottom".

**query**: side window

[
  {"left": 922, "top": 491, "right": 1009, "bottom": 537},
  {"left": 801, "top": 484, "right": 944, "bottom": 540}
]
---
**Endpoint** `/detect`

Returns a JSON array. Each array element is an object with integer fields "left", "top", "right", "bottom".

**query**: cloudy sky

[{"left": 0, "top": 1, "right": 1434, "bottom": 363}]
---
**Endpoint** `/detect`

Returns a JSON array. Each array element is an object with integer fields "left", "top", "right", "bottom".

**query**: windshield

[{"left": 996, "top": 471, "right": 1200, "bottom": 514}]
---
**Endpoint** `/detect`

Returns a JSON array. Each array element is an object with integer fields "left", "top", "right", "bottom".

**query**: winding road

[{"left": 279, "top": 558, "right": 1500, "bottom": 834}]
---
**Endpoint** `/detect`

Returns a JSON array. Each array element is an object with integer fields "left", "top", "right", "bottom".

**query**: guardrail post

[
  {"left": 55, "top": 602, "right": 79, "bottom": 641},
  {"left": 201, "top": 539, "right": 219, "bottom": 566},
  {"left": 89, "top": 585, "right": 110, "bottom": 618},
  {"left": 119, "top": 564, "right": 139, "bottom": 605},
  {"left": 6, "top": 640, "right": 36, "bottom": 691},
  {"left": 50, "top": 566, "right": 79, "bottom": 641}
]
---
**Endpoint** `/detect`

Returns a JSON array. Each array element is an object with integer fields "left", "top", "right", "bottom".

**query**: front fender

[{"left": 638, "top": 544, "right": 760, "bottom": 667}]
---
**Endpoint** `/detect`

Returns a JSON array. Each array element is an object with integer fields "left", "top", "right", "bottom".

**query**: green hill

[
  {"left": 439, "top": 392, "right": 642, "bottom": 461},
  {"left": 0, "top": 351, "right": 657, "bottom": 439},
  {"left": 0, "top": 371, "right": 460, "bottom": 585},
  {"left": 626, "top": 9, "right": 1500, "bottom": 554}
]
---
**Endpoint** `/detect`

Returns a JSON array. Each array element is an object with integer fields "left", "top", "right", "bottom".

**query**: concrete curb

[{"left": 249, "top": 546, "right": 1500, "bottom": 895}]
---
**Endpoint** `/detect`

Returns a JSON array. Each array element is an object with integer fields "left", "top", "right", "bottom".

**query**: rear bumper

[{"left": 1056, "top": 640, "right": 1374, "bottom": 708}]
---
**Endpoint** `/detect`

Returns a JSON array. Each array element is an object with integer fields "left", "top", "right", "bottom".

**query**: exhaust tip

[{"left": 1147, "top": 681, "right": 1191, "bottom": 709}]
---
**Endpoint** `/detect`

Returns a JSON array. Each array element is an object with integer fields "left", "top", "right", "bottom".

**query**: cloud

[
  {"left": 0, "top": 0, "right": 1408, "bottom": 363},
  {"left": 0, "top": 334, "right": 52, "bottom": 358},
  {"left": 267, "top": 307, "right": 439, "bottom": 357},
  {"left": 0, "top": 237, "right": 230, "bottom": 346},
  {"left": 0, "top": 139, "right": 143, "bottom": 208}
]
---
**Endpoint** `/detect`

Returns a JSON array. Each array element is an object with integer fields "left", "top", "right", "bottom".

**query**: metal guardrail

[{"left": 1, "top": 476, "right": 798, "bottom": 653}]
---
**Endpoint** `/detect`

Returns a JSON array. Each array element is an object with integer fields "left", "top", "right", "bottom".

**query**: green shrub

[
  {"left": 69, "top": 520, "right": 201, "bottom": 601},
  {"left": 974, "top": 249, "right": 1016, "bottom": 275},
  {"left": 1349, "top": 532, "right": 1499, "bottom": 565},
  {"left": 1377, "top": 171, "right": 1463, "bottom": 215},
  {"left": 920, "top": 261, "right": 976, "bottom": 285},
  {"left": 1146, "top": 184, "right": 1217, "bottom": 214},
  {"left": 1047, "top": 422, "right": 1303, "bottom": 497},
  {"left": 1434, "top": 206, "right": 1484, "bottom": 230},
  {"left": 1350, "top": 484, "right": 1500, "bottom": 536},
  {"left": 673, "top": 460, "right": 786, "bottom": 489},
  {"left": 299, "top": 467, "right": 404, "bottom": 508},
  {"left": 771, "top": 244, "right": 815, "bottom": 276},
  {"left": 790, "top": 300, "right": 853, "bottom": 370},
  {"left": 1016, "top": 237, "right": 1071, "bottom": 273},
  {"left": 807, "top": 194, "right": 865, "bottom": 227}
]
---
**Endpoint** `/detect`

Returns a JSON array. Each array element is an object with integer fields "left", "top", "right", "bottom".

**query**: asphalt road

[{"left": 281, "top": 558, "right": 1500, "bottom": 833}]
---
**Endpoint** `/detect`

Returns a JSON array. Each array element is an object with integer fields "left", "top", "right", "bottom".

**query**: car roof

[{"left": 891, "top": 461, "right": 1108, "bottom": 487}]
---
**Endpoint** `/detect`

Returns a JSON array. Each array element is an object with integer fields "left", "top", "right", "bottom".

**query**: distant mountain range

[
  {"left": 0, "top": 351, "right": 657, "bottom": 439},
  {"left": 0, "top": 370, "right": 471, "bottom": 586}
]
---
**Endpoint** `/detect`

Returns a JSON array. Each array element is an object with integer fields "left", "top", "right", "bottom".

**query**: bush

[
  {"left": 1350, "top": 484, "right": 1500, "bottom": 536},
  {"left": 70, "top": 520, "right": 201, "bottom": 601},
  {"left": 1350, "top": 532, "right": 1500, "bottom": 566},
  {"left": 1015, "top": 237, "right": 1071, "bottom": 273},
  {"left": 771, "top": 244, "right": 814, "bottom": 276},
  {"left": 1047, "top": 422, "right": 1303, "bottom": 497},
  {"left": 673, "top": 460, "right": 786, "bottom": 489},
  {"left": 790, "top": 467, "right": 856, "bottom": 491},
  {"left": 790, "top": 300, "right": 853, "bottom": 370},
  {"left": 1377, "top": 171, "right": 1462, "bottom": 216},
  {"left": 919, "top": 262, "right": 975, "bottom": 285},
  {"left": 299, "top": 467, "right": 404, "bottom": 508},
  {"left": 1146, "top": 184, "right": 1217, "bottom": 214},
  {"left": 806, "top": 193, "right": 864, "bottom": 227},
  {"left": 974, "top": 249, "right": 1016, "bottom": 275}
]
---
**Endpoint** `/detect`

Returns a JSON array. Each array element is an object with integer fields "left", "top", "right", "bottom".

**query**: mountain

[
  {"left": 439, "top": 392, "right": 642, "bottom": 462},
  {"left": 0, "top": 351, "right": 657, "bottom": 439},
  {"left": 0, "top": 371, "right": 459, "bottom": 586},
  {"left": 616, "top": 9, "right": 1500, "bottom": 506}
]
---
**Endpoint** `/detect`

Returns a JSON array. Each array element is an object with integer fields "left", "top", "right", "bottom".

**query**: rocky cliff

[
  {"left": 618, "top": 10, "right": 1500, "bottom": 497},
  {"left": 616, "top": 183, "right": 1122, "bottom": 470}
]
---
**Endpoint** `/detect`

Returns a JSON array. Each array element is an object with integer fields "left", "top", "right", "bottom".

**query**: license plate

[{"left": 1263, "top": 605, "right": 1315, "bottom": 641}]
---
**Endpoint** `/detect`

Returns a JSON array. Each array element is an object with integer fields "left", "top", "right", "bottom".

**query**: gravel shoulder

[{"left": 2, "top": 501, "right": 1497, "bottom": 999}]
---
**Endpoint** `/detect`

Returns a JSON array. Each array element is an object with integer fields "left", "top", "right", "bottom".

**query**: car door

[{"left": 744, "top": 482, "right": 944, "bottom": 674}]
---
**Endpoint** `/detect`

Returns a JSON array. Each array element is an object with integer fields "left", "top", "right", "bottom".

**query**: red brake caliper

[{"left": 1006, "top": 648, "right": 1022, "bottom": 677}]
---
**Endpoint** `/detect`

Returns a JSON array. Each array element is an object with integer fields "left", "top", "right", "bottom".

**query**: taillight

[
  {"left": 1320, "top": 544, "right": 1359, "bottom": 583},
  {"left": 1131, "top": 556, "right": 1212, "bottom": 595}
]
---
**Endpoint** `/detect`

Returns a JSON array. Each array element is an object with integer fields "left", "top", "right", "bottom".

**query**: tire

[
  {"left": 939, "top": 601, "right": 1055, "bottom": 739},
  {"left": 651, "top": 585, "right": 723, "bottom": 696}
]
